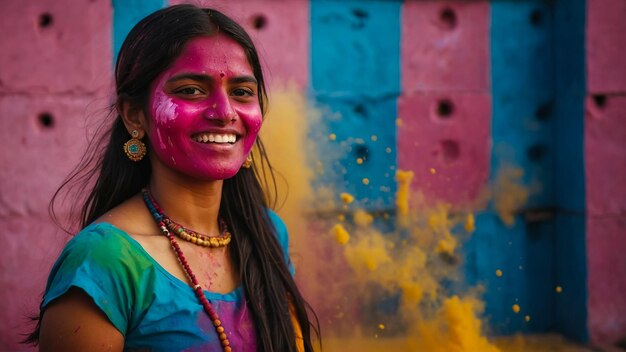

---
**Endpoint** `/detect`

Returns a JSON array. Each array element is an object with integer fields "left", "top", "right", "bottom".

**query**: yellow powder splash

[
  {"left": 353, "top": 209, "right": 374, "bottom": 228},
  {"left": 315, "top": 168, "right": 497, "bottom": 351},
  {"left": 395, "top": 170, "right": 414, "bottom": 217},
  {"left": 262, "top": 87, "right": 504, "bottom": 351},
  {"left": 416, "top": 296, "right": 500, "bottom": 352},
  {"left": 344, "top": 231, "right": 393, "bottom": 273}
]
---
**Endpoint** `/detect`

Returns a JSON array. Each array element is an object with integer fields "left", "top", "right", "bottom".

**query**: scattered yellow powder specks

[
  {"left": 371, "top": 135, "right": 378, "bottom": 141},
  {"left": 356, "top": 158, "right": 364, "bottom": 165},
  {"left": 378, "top": 324, "right": 385, "bottom": 330},
  {"left": 525, "top": 315, "right": 531, "bottom": 322},
  {"left": 512, "top": 304, "right": 521, "bottom": 314},
  {"left": 329, "top": 133, "right": 336, "bottom": 141},
  {"left": 464, "top": 213, "right": 476, "bottom": 233},
  {"left": 429, "top": 167, "right": 437, "bottom": 174},
  {"left": 396, "top": 118, "right": 403, "bottom": 126},
  {"left": 340, "top": 192, "right": 354, "bottom": 204},
  {"left": 385, "top": 147, "right": 392, "bottom": 153},
  {"left": 495, "top": 269, "right": 503, "bottom": 277},
  {"left": 362, "top": 178, "right": 370, "bottom": 185},
  {"left": 337, "top": 214, "right": 345, "bottom": 222},
  {"left": 331, "top": 224, "right": 350, "bottom": 245},
  {"left": 556, "top": 286, "right": 563, "bottom": 293}
]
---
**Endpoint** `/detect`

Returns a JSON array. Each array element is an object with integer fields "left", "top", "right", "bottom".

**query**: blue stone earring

[{"left": 123, "top": 130, "right": 147, "bottom": 162}]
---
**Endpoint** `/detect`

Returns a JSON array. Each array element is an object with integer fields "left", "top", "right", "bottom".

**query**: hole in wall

[
  {"left": 38, "top": 112, "right": 54, "bottom": 128},
  {"left": 440, "top": 140, "right": 460, "bottom": 162},
  {"left": 353, "top": 144, "right": 369, "bottom": 162},
  {"left": 439, "top": 8, "right": 457, "bottom": 29},
  {"left": 436, "top": 99, "right": 455, "bottom": 119},
  {"left": 592, "top": 94, "right": 607, "bottom": 109},
  {"left": 38, "top": 12, "right": 53, "bottom": 28},
  {"left": 534, "top": 102, "right": 552, "bottom": 121},
  {"left": 351, "top": 9, "right": 368, "bottom": 30},
  {"left": 251, "top": 14, "right": 267, "bottom": 30},
  {"left": 353, "top": 103, "right": 367, "bottom": 117},
  {"left": 352, "top": 9, "right": 368, "bottom": 19},
  {"left": 530, "top": 9, "right": 542, "bottom": 26},
  {"left": 527, "top": 144, "right": 547, "bottom": 162}
]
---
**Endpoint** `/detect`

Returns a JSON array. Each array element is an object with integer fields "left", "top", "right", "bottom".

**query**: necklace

[
  {"left": 163, "top": 216, "right": 231, "bottom": 248},
  {"left": 142, "top": 189, "right": 233, "bottom": 352},
  {"left": 143, "top": 191, "right": 231, "bottom": 248}
]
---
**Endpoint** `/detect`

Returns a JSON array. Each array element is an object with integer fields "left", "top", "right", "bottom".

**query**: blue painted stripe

[
  {"left": 552, "top": 0, "right": 587, "bottom": 342},
  {"left": 310, "top": 0, "right": 401, "bottom": 210},
  {"left": 465, "top": 0, "right": 587, "bottom": 341},
  {"left": 112, "top": 0, "right": 168, "bottom": 62}
]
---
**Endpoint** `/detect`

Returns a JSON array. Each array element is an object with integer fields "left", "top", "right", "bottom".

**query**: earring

[
  {"left": 123, "top": 130, "right": 147, "bottom": 162},
  {"left": 242, "top": 154, "right": 253, "bottom": 169}
]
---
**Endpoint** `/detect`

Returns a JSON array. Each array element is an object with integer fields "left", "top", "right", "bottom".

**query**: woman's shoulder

[
  {"left": 53, "top": 222, "right": 153, "bottom": 281},
  {"left": 267, "top": 209, "right": 287, "bottom": 233},
  {"left": 266, "top": 209, "right": 289, "bottom": 246},
  {"left": 68, "top": 222, "right": 133, "bottom": 248}
]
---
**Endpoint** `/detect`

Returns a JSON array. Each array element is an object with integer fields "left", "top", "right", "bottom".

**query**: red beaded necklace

[{"left": 142, "top": 189, "right": 233, "bottom": 352}]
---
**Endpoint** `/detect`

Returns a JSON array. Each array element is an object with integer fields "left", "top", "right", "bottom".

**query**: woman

[{"left": 26, "top": 5, "right": 317, "bottom": 351}]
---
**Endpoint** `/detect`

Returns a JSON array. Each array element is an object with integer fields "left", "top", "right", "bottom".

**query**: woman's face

[{"left": 145, "top": 34, "right": 262, "bottom": 180}]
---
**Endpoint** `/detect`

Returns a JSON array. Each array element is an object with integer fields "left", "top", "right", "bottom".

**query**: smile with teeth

[{"left": 193, "top": 133, "right": 237, "bottom": 144}]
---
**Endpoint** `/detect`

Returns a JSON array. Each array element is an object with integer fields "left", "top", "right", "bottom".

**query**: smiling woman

[
  {"left": 23, "top": 5, "right": 318, "bottom": 352},
  {"left": 144, "top": 35, "right": 263, "bottom": 181}
]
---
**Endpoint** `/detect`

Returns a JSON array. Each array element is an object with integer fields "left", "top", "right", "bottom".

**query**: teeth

[{"left": 194, "top": 133, "right": 237, "bottom": 144}]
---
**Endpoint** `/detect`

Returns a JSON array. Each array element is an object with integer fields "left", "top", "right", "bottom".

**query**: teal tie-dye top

[{"left": 42, "top": 210, "right": 293, "bottom": 352}]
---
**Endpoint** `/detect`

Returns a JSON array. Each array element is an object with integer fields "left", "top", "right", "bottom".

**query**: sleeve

[
  {"left": 267, "top": 210, "right": 296, "bottom": 276},
  {"left": 41, "top": 225, "right": 139, "bottom": 335}
]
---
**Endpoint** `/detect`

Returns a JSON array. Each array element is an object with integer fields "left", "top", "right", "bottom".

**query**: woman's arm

[{"left": 39, "top": 287, "right": 124, "bottom": 352}]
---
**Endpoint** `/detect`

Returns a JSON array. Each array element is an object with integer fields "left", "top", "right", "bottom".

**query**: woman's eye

[
  {"left": 232, "top": 88, "right": 254, "bottom": 97},
  {"left": 175, "top": 87, "right": 204, "bottom": 96}
]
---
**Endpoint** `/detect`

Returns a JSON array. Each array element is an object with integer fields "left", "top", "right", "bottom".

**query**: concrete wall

[
  {"left": 585, "top": 0, "right": 626, "bottom": 345},
  {"left": 1, "top": 0, "right": 624, "bottom": 349}
]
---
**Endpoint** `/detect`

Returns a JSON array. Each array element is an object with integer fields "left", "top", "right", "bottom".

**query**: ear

[{"left": 119, "top": 100, "right": 148, "bottom": 138}]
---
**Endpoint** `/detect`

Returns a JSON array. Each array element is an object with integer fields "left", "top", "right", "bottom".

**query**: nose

[{"left": 203, "top": 90, "right": 236, "bottom": 122}]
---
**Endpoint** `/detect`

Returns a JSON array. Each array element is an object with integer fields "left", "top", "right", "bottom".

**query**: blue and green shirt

[{"left": 42, "top": 211, "right": 293, "bottom": 352}]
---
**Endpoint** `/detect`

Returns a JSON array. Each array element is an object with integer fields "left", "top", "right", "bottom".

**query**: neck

[{"left": 149, "top": 164, "right": 224, "bottom": 236}]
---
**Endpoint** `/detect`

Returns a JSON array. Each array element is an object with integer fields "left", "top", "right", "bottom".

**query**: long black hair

[{"left": 25, "top": 5, "right": 318, "bottom": 351}]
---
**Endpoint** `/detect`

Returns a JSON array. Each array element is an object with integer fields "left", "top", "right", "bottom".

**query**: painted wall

[
  {"left": 1, "top": 0, "right": 624, "bottom": 350},
  {"left": 585, "top": 0, "right": 626, "bottom": 344},
  {"left": 0, "top": 0, "right": 112, "bottom": 350}
]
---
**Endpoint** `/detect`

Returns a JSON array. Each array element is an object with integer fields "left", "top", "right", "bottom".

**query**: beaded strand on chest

[{"left": 142, "top": 189, "right": 233, "bottom": 352}]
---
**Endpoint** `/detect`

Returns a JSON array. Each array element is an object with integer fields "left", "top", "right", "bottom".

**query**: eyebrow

[{"left": 166, "top": 73, "right": 258, "bottom": 85}]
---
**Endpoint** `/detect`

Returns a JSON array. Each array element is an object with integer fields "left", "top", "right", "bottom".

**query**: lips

[{"left": 192, "top": 132, "right": 238, "bottom": 144}]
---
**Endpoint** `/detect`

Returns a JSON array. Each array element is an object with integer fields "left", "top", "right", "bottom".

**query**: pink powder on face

[
  {"left": 155, "top": 128, "right": 167, "bottom": 150},
  {"left": 145, "top": 35, "right": 263, "bottom": 180}
]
